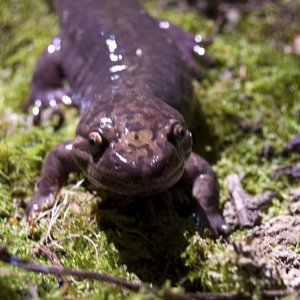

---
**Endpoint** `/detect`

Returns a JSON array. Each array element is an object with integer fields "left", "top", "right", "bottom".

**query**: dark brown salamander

[{"left": 23, "top": 0, "right": 230, "bottom": 236}]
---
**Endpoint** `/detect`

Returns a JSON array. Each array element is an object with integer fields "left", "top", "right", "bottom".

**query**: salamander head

[{"left": 72, "top": 93, "right": 192, "bottom": 196}]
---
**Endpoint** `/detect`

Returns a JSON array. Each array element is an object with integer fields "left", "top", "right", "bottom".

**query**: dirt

[{"left": 235, "top": 214, "right": 300, "bottom": 289}]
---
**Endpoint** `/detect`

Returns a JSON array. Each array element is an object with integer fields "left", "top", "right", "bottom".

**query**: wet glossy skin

[
  {"left": 57, "top": 0, "right": 193, "bottom": 195},
  {"left": 24, "top": 0, "right": 230, "bottom": 236}
]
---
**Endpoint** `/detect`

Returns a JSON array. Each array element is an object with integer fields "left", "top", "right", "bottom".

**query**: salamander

[{"left": 23, "top": 0, "right": 230, "bottom": 236}]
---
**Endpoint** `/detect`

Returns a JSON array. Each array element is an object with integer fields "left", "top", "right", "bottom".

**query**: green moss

[{"left": 1, "top": 0, "right": 300, "bottom": 299}]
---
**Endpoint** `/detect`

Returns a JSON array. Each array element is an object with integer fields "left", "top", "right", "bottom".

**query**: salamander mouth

[{"left": 86, "top": 160, "right": 185, "bottom": 196}]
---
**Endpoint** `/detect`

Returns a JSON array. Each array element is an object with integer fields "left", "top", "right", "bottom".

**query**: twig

[
  {"left": 39, "top": 245, "right": 62, "bottom": 267},
  {"left": 0, "top": 246, "right": 141, "bottom": 292},
  {"left": 226, "top": 174, "right": 276, "bottom": 228},
  {"left": 38, "top": 245, "right": 66, "bottom": 288},
  {"left": 0, "top": 246, "right": 293, "bottom": 300}
]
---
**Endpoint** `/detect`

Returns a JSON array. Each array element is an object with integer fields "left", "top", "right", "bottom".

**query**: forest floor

[{"left": 0, "top": 0, "right": 300, "bottom": 299}]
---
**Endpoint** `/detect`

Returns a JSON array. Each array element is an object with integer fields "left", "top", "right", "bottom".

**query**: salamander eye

[
  {"left": 168, "top": 123, "right": 189, "bottom": 145},
  {"left": 88, "top": 131, "right": 104, "bottom": 158},
  {"left": 88, "top": 132, "right": 102, "bottom": 146},
  {"left": 173, "top": 124, "right": 186, "bottom": 139}
]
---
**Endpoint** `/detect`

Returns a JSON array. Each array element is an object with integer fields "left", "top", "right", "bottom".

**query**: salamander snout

[
  {"left": 72, "top": 121, "right": 192, "bottom": 196},
  {"left": 103, "top": 127, "right": 191, "bottom": 195}
]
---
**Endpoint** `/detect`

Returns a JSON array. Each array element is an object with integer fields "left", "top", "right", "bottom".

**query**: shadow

[
  {"left": 96, "top": 187, "right": 205, "bottom": 285},
  {"left": 181, "top": 96, "right": 221, "bottom": 164}
]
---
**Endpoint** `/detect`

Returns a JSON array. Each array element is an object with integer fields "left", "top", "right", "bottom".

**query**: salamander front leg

[
  {"left": 27, "top": 141, "right": 79, "bottom": 222},
  {"left": 23, "top": 36, "right": 73, "bottom": 129},
  {"left": 182, "top": 152, "right": 231, "bottom": 236}
]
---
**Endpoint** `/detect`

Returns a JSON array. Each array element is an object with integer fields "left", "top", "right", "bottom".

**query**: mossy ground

[{"left": 0, "top": 0, "right": 300, "bottom": 299}]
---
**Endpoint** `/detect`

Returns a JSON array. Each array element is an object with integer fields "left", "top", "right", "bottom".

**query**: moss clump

[{"left": 0, "top": 0, "right": 300, "bottom": 299}]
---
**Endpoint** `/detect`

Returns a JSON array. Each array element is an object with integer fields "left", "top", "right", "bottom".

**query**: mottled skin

[{"left": 23, "top": 0, "right": 230, "bottom": 236}]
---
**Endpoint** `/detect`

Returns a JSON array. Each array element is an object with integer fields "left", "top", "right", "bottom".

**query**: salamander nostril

[{"left": 134, "top": 133, "right": 139, "bottom": 140}]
